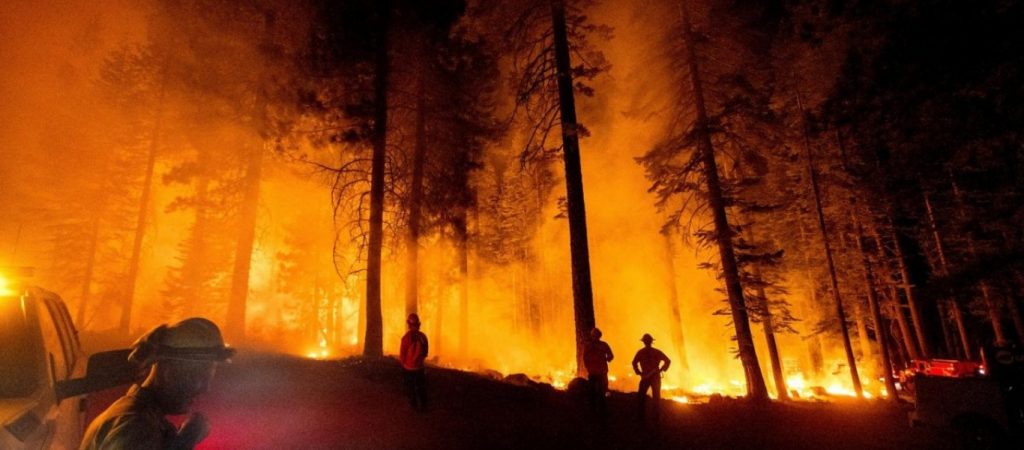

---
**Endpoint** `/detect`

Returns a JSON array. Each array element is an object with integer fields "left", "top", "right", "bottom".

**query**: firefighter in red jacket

[
  {"left": 583, "top": 327, "right": 614, "bottom": 419},
  {"left": 400, "top": 313, "right": 429, "bottom": 411}
]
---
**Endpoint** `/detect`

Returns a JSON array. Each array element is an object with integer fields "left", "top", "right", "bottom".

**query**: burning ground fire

[{"left": 298, "top": 347, "right": 888, "bottom": 403}]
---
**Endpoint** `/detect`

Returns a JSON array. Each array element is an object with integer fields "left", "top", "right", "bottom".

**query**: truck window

[
  {"left": 43, "top": 298, "right": 76, "bottom": 373},
  {"left": 56, "top": 301, "right": 80, "bottom": 349},
  {"left": 0, "top": 296, "right": 46, "bottom": 397},
  {"left": 55, "top": 300, "right": 80, "bottom": 369},
  {"left": 37, "top": 299, "right": 69, "bottom": 380}
]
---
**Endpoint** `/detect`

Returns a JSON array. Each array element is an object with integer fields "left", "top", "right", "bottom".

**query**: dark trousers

[
  {"left": 637, "top": 374, "right": 661, "bottom": 419},
  {"left": 404, "top": 369, "right": 427, "bottom": 411},
  {"left": 588, "top": 373, "right": 609, "bottom": 419}
]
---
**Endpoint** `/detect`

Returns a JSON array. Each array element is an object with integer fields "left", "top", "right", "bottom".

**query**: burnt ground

[{"left": 169, "top": 353, "right": 959, "bottom": 450}]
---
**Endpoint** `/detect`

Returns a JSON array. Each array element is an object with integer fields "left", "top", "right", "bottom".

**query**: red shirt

[
  {"left": 400, "top": 330, "right": 429, "bottom": 370},
  {"left": 583, "top": 340, "right": 614, "bottom": 375}
]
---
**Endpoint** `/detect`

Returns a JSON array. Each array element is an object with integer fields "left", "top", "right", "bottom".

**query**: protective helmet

[
  {"left": 640, "top": 333, "right": 655, "bottom": 343},
  {"left": 590, "top": 327, "right": 602, "bottom": 339},
  {"left": 407, "top": 313, "right": 421, "bottom": 326},
  {"left": 129, "top": 317, "right": 235, "bottom": 366}
]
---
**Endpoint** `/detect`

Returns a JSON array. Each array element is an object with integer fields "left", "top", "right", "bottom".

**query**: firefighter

[
  {"left": 632, "top": 333, "right": 671, "bottom": 420},
  {"left": 399, "top": 313, "right": 429, "bottom": 412},
  {"left": 583, "top": 327, "right": 614, "bottom": 419},
  {"left": 80, "top": 317, "right": 235, "bottom": 450}
]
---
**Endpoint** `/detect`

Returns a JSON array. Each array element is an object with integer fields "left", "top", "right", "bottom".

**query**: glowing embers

[{"left": 306, "top": 336, "right": 330, "bottom": 360}]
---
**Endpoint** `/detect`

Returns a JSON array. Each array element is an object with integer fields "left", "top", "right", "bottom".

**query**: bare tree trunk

[
  {"left": 77, "top": 216, "right": 100, "bottom": 326},
  {"left": 226, "top": 142, "right": 263, "bottom": 342},
  {"left": 433, "top": 276, "right": 443, "bottom": 358},
  {"left": 802, "top": 284, "right": 825, "bottom": 377},
  {"left": 798, "top": 217, "right": 825, "bottom": 376},
  {"left": 405, "top": 59, "right": 428, "bottom": 316},
  {"left": 798, "top": 94, "right": 861, "bottom": 397},
  {"left": 888, "top": 221, "right": 932, "bottom": 358},
  {"left": 662, "top": 232, "right": 690, "bottom": 377},
  {"left": 120, "top": 69, "right": 167, "bottom": 335},
  {"left": 935, "top": 300, "right": 957, "bottom": 358},
  {"left": 854, "top": 301, "right": 873, "bottom": 363},
  {"left": 550, "top": 0, "right": 597, "bottom": 377},
  {"left": 949, "top": 171, "right": 1006, "bottom": 346},
  {"left": 743, "top": 222, "right": 787, "bottom": 400},
  {"left": 980, "top": 281, "right": 1007, "bottom": 345},
  {"left": 758, "top": 287, "right": 788, "bottom": 401},
  {"left": 679, "top": 3, "right": 768, "bottom": 402},
  {"left": 853, "top": 213, "right": 898, "bottom": 402},
  {"left": 868, "top": 221, "right": 921, "bottom": 360},
  {"left": 356, "top": 272, "right": 366, "bottom": 349},
  {"left": 922, "top": 190, "right": 972, "bottom": 358},
  {"left": 456, "top": 214, "right": 470, "bottom": 357},
  {"left": 1008, "top": 276, "right": 1024, "bottom": 343},
  {"left": 951, "top": 300, "right": 972, "bottom": 359},
  {"left": 363, "top": 2, "right": 390, "bottom": 357}
]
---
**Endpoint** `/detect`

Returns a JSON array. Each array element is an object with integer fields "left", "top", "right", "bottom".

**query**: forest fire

[{"left": 2, "top": 0, "right": 1023, "bottom": 448}]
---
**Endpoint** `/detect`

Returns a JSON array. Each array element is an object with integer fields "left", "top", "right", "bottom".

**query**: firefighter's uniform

[{"left": 79, "top": 318, "right": 233, "bottom": 450}]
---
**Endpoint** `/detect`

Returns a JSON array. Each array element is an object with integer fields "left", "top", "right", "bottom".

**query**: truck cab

[{"left": 1, "top": 278, "right": 88, "bottom": 450}]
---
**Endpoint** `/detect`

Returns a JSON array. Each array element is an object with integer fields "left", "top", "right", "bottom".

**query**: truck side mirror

[{"left": 55, "top": 349, "right": 141, "bottom": 401}]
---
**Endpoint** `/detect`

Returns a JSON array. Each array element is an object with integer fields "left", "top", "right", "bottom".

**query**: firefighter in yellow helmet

[{"left": 80, "top": 318, "right": 235, "bottom": 450}]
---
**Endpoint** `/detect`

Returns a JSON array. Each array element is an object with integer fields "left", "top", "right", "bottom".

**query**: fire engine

[{"left": 908, "top": 345, "right": 1024, "bottom": 449}]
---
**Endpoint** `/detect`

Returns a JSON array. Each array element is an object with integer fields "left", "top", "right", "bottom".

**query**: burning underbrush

[{"left": 371, "top": 356, "right": 891, "bottom": 404}]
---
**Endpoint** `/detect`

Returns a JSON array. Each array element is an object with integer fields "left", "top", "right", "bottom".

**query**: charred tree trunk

[
  {"left": 922, "top": 190, "right": 971, "bottom": 358},
  {"left": 77, "top": 216, "right": 100, "bottom": 326},
  {"left": 854, "top": 301, "right": 873, "bottom": 363},
  {"left": 1008, "top": 276, "right": 1024, "bottom": 344},
  {"left": 180, "top": 159, "right": 211, "bottom": 319},
  {"left": 433, "top": 276, "right": 443, "bottom": 358},
  {"left": 888, "top": 220, "right": 932, "bottom": 358},
  {"left": 798, "top": 95, "right": 862, "bottom": 397},
  {"left": 951, "top": 299, "right": 972, "bottom": 359},
  {"left": 802, "top": 284, "right": 825, "bottom": 376},
  {"left": 119, "top": 70, "right": 166, "bottom": 335},
  {"left": 405, "top": 58, "right": 428, "bottom": 316},
  {"left": 456, "top": 213, "right": 470, "bottom": 357},
  {"left": 936, "top": 301, "right": 956, "bottom": 358},
  {"left": 550, "top": 0, "right": 597, "bottom": 377},
  {"left": 363, "top": 2, "right": 390, "bottom": 357},
  {"left": 853, "top": 213, "right": 898, "bottom": 402},
  {"left": 798, "top": 217, "right": 825, "bottom": 376},
  {"left": 980, "top": 280, "right": 1005, "bottom": 345},
  {"left": 679, "top": 4, "right": 768, "bottom": 402},
  {"left": 757, "top": 285, "right": 788, "bottom": 401},
  {"left": 662, "top": 232, "right": 690, "bottom": 377},
  {"left": 867, "top": 220, "right": 921, "bottom": 360},
  {"left": 744, "top": 222, "right": 787, "bottom": 400},
  {"left": 225, "top": 142, "right": 263, "bottom": 342},
  {"left": 949, "top": 171, "right": 1006, "bottom": 346}
]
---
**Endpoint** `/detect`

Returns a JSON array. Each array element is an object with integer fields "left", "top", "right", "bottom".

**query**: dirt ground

[{"left": 162, "top": 353, "right": 959, "bottom": 450}]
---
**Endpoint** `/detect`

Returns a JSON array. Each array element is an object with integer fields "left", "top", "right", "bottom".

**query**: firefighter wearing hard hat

[
  {"left": 79, "top": 317, "right": 235, "bottom": 450},
  {"left": 632, "top": 333, "right": 671, "bottom": 420},
  {"left": 583, "top": 327, "right": 614, "bottom": 419}
]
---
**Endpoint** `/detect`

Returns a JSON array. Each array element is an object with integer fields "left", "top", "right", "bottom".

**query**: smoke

[{"left": 0, "top": 0, "right": 876, "bottom": 398}]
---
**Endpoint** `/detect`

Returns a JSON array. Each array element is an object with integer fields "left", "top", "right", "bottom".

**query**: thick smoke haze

[{"left": 1, "top": 0, "right": 883, "bottom": 399}]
